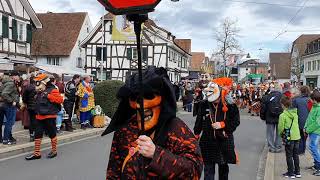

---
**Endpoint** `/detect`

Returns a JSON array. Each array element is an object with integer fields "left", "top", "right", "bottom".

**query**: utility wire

[
  {"left": 224, "top": 0, "right": 305, "bottom": 7},
  {"left": 274, "top": 0, "right": 310, "bottom": 39}
]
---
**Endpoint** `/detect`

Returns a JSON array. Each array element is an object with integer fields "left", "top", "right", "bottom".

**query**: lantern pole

[{"left": 127, "top": 14, "right": 148, "bottom": 135}]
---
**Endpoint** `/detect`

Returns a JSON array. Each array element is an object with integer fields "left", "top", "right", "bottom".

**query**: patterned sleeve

[
  {"left": 106, "top": 131, "right": 122, "bottom": 179},
  {"left": 148, "top": 121, "right": 203, "bottom": 179},
  {"left": 77, "top": 83, "right": 87, "bottom": 98}
]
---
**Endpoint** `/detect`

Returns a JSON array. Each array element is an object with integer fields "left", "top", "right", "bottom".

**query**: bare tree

[{"left": 214, "top": 17, "right": 241, "bottom": 77}]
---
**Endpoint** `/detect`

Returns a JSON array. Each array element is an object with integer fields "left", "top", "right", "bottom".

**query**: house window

[
  {"left": 318, "top": 60, "right": 320, "bottom": 70},
  {"left": 307, "top": 61, "right": 311, "bottom": 71},
  {"left": 47, "top": 57, "right": 61, "bottom": 66},
  {"left": 76, "top": 57, "right": 83, "bottom": 68},
  {"left": 132, "top": 48, "right": 138, "bottom": 60},
  {"left": 312, "top": 61, "right": 316, "bottom": 71},
  {"left": 17, "top": 21, "right": 26, "bottom": 41}
]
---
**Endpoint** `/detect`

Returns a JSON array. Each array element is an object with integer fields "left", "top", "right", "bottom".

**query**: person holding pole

[{"left": 64, "top": 74, "right": 81, "bottom": 132}]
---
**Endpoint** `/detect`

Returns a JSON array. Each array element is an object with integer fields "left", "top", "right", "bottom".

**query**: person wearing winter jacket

[
  {"left": 278, "top": 96, "right": 301, "bottom": 178},
  {"left": 304, "top": 90, "right": 320, "bottom": 176},
  {"left": 22, "top": 76, "right": 37, "bottom": 142},
  {"left": 260, "top": 83, "right": 283, "bottom": 153},
  {"left": 25, "top": 74, "right": 64, "bottom": 160},
  {"left": 1, "top": 71, "right": 20, "bottom": 145},
  {"left": 292, "top": 86, "right": 311, "bottom": 155}
]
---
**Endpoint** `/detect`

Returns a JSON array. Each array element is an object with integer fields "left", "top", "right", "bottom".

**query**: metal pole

[{"left": 100, "top": 10, "right": 105, "bottom": 81}]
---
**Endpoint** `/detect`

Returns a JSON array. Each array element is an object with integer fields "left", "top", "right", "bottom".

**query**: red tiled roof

[
  {"left": 31, "top": 12, "right": 87, "bottom": 56},
  {"left": 269, "top": 53, "right": 291, "bottom": 79},
  {"left": 191, "top": 52, "right": 206, "bottom": 71},
  {"left": 174, "top": 39, "right": 191, "bottom": 54}
]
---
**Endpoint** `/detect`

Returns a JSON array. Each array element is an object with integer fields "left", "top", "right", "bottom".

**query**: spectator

[
  {"left": 304, "top": 90, "right": 320, "bottom": 176},
  {"left": 184, "top": 83, "right": 194, "bottom": 112},
  {"left": 0, "top": 74, "right": 4, "bottom": 143},
  {"left": 22, "top": 76, "right": 37, "bottom": 142},
  {"left": 283, "top": 82, "right": 292, "bottom": 98},
  {"left": 52, "top": 74, "right": 64, "bottom": 133},
  {"left": 292, "top": 86, "right": 311, "bottom": 155},
  {"left": 77, "top": 75, "right": 95, "bottom": 129},
  {"left": 260, "top": 83, "right": 283, "bottom": 153},
  {"left": 278, "top": 96, "right": 301, "bottom": 179},
  {"left": 172, "top": 82, "right": 180, "bottom": 101},
  {"left": 63, "top": 74, "right": 81, "bottom": 132},
  {"left": 1, "top": 71, "right": 20, "bottom": 145}
]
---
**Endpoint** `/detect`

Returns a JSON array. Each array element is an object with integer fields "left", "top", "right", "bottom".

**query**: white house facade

[
  {"left": 302, "top": 38, "right": 320, "bottom": 89},
  {"left": 80, "top": 14, "right": 191, "bottom": 82},
  {"left": 0, "top": 0, "right": 42, "bottom": 71},
  {"left": 31, "top": 12, "right": 92, "bottom": 75}
]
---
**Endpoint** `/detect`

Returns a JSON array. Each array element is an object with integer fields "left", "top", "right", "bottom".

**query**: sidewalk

[
  {"left": 0, "top": 122, "right": 106, "bottom": 160},
  {"left": 265, "top": 148, "right": 318, "bottom": 180}
]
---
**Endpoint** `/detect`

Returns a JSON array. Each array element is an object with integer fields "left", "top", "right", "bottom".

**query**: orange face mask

[{"left": 129, "top": 96, "right": 162, "bottom": 131}]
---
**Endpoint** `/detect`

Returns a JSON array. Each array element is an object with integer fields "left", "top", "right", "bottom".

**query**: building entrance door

[{"left": 306, "top": 78, "right": 318, "bottom": 90}]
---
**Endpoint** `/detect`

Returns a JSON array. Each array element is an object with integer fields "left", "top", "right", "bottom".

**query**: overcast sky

[{"left": 29, "top": 0, "right": 320, "bottom": 61}]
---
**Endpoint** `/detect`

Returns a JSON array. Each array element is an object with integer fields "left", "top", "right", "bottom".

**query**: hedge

[{"left": 93, "top": 80, "right": 124, "bottom": 117}]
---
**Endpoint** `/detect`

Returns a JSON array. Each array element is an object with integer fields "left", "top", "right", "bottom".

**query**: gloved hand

[{"left": 211, "top": 122, "right": 225, "bottom": 130}]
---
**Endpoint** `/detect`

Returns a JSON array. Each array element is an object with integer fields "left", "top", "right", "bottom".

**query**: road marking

[{"left": 0, "top": 135, "right": 100, "bottom": 162}]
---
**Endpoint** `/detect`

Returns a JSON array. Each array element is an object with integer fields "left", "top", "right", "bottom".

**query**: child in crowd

[
  {"left": 304, "top": 90, "right": 320, "bottom": 176},
  {"left": 278, "top": 96, "right": 301, "bottom": 179}
]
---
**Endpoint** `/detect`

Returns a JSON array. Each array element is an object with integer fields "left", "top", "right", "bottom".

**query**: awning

[
  {"left": 34, "top": 64, "right": 92, "bottom": 76},
  {"left": 0, "top": 58, "right": 14, "bottom": 71}
]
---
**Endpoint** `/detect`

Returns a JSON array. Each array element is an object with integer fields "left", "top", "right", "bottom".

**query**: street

[{"left": 0, "top": 111, "right": 265, "bottom": 180}]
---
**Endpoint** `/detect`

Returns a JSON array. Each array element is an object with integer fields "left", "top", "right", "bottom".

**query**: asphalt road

[{"left": 0, "top": 111, "right": 265, "bottom": 180}]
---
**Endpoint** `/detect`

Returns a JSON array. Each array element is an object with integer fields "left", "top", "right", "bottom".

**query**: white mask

[{"left": 203, "top": 82, "right": 220, "bottom": 102}]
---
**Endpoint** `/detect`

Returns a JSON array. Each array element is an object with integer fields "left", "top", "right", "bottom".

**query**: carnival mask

[
  {"left": 34, "top": 74, "right": 50, "bottom": 92},
  {"left": 203, "top": 82, "right": 221, "bottom": 102},
  {"left": 129, "top": 95, "right": 162, "bottom": 131}
]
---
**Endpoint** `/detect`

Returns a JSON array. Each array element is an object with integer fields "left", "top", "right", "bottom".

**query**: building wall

[
  {"left": 83, "top": 19, "right": 190, "bottom": 83},
  {"left": 302, "top": 53, "right": 320, "bottom": 89},
  {"left": 0, "top": 0, "right": 34, "bottom": 65}
]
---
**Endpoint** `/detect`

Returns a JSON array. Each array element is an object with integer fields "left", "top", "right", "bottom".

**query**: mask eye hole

[{"left": 36, "top": 81, "right": 41, "bottom": 86}]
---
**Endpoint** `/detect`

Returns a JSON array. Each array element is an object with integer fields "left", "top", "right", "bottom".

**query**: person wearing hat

[
  {"left": 103, "top": 67, "right": 203, "bottom": 179},
  {"left": 25, "top": 73, "right": 64, "bottom": 160},
  {"left": 1, "top": 70, "right": 20, "bottom": 145},
  {"left": 194, "top": 77, "right": 240, "bottom": 180}
]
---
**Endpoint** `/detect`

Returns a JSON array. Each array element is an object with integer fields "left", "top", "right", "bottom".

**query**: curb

[
  {"left": 264, "top": 148, "right": 275, "bottom": 180},
  {"left": 0, "top": 128, "right": 105, "bottom": 159},
  {"left": 256, "top": 142, "right": 268, "bottom": 180}
]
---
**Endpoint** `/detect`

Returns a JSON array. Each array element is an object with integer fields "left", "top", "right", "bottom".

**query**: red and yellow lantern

[{"left": 97, "top": 0, "right": 161, "bottom": 15}]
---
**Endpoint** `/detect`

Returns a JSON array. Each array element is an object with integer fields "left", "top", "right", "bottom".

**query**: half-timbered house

[
  {"left": 0, "top": 0, "right": 42, "bottom": 72},
  {"left": 80, "top": 14, "right": 191, "bottom": 82}
]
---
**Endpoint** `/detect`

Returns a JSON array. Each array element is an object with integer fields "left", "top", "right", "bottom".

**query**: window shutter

[
  {"left": 127, "top": 48, "right": 132, "bottom": 60},
  {"left": 12, "top": 19, "right": 17, "bottom": 40},
  {"left": 2, "top": 16, "right": 9, "bottom": 38},
  {"left": 103, "top": 47, "right": 107, "bottom": 61},
  {"left": 96, "top": 47, "right": 107, "bottom": 61},
  {"left": 96, "top": 47, "right": 102, "bottom": 60},
  {"left": 26, "top": 24, "right": 32, "bottom": 43},
  {"left": 142, "top": 47, "right": 148, "bottom": 62}
]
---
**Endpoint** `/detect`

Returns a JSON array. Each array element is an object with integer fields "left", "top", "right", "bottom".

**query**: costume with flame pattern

[
  {"left": 102, "top": 66, "right": 203, "bottom": 179},
  {"left": 194, "top": 77, "right": 240, "bottom": 180}
]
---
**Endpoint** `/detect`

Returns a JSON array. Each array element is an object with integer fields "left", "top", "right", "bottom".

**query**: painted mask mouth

[{"left": 144, "top": 109, "right": 154, "bottom": 122}]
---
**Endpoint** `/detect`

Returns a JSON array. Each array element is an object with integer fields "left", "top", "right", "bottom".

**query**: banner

[{"left": 111, "top": 15, "right": 138, "bottom": 41}]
